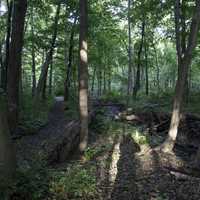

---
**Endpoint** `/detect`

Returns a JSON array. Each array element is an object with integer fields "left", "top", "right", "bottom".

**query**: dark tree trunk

[
  {"left": 36, "top": 3, "right": 60, "bottom": 99},
  {"left": 31, "top": 6, "right": 36, "bottom": 97},
  {"left": 42, "top": 75, "right": 47, "bottom": 100},
  {"left": 103, "top": 67, "right": 106, "bottom": 94},
  {"left": 78, "top": 0, "right": 88, "bottom": 153},
  {"left": 127, "top": 0, "right": 133, "bottom": 105},
  {"left": 64, "top": 13, "right": 77, "bottom": 102},
  {"left": 0, "top": 93, "right": 16, "bottom": 193},
  {"left": 48, "top": 61, "right": 53, "bottom": 95},
  {"left": 108, "top": 66, "right": 111, "bottom": 92},
  {"left": 162, "top": 0, "right": 200, "bottom": 152},
  {"left": 1, "top": 0, "right": 13, "bottom": 91},
  {"left": 133, "top": 19, "right": 145, "bottom": 98},
  {"left": 144, "top": 42, "right": 149, "bottom": 96},
  {"left": 7, "top": 0, "right": 27, "bottom": 133},
  {"left": 91, "top": 65, "right": 96, "bottom": 95},
  {"left": 153, "top": 45, "right": 160, "bottom": 92}
]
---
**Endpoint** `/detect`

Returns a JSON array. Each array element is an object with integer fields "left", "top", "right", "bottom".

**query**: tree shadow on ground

[{"left": 109, "top": 135, "right": 140, "bottom": 200}]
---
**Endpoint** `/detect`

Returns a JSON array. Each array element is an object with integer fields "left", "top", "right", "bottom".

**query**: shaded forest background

[{"left": 1, "top": 0, "right": 200, "bottom": 199}]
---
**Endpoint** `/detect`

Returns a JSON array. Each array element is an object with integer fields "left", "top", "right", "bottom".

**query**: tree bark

[
  {"left": 1, "top": 0, "right": 13, "bottom": 91},
  {"left": 161, "top": 0, "right": 200, "bottom": 152},
  {"left": 0, "top": 93, "right": 16, "bottom": 193},
  {"left": 144, "top": 41, "right": 149, "bottom": 96},
  {"left": 7, "top": 0, "right": 27, "bottom": 133},
  {"left": 78, "top": 0, "right": 88, "bottom": 153},
  {"left": 48, "top": 60, "right": 53, "bottom": 95},
  {"left": 133, "top": 19, "right": 145, "bottom": 98},
  {"left": 91, "top": 65, "right": 96, "bottom": 95},
  {"left": 64, "top": 12, "right": 77, "bottom": 102},
  {"left": 127, "top": 0, "right": 133, "bottom": 105},
  {"left": 31, "top": 6, "right": 36, "bottom": 97},
  {"left": 36, "top": 3, "right": 60, "bottom": 99},
  {"left": 153, "top": 45, "right": 160, "bottom": 92}
]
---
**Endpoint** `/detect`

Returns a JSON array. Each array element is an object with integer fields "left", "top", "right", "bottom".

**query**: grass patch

[{"left": 50, "top": 165, "right": 98, "bottom": 200}]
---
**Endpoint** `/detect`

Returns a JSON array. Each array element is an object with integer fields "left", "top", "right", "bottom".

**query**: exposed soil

[
  {"left": 93, "top": 104, "right": 200, "bottom": 200},
  {"left": 14, "top": 99, "right": 200, "bottom": 199},
  {"left": 15, "top": 97, "right": 79, "bottom": 168}
]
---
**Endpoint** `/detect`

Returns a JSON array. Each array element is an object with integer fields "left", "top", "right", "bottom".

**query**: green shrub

[
  {"left": 50, "top": 165, "right": 97, "bottom": 199},
  {"left": 19, "top": 95, "right": 53, "bottom": 135}
]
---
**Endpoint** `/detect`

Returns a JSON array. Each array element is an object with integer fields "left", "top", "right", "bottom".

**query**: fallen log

[{"left": 16, "top": 107, "right": 94, "bottom": 169}]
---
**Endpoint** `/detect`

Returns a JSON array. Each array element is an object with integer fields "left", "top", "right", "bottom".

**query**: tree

[
  {"left": 35, "top": 2, "right": 61, "bottom": 100},
  {"left": 1, "top": 0, "right": 13, "bottom": 91},
  {"left": 127, "top": 0, "right": 133, "bottom": 105},
  {"left": 161, "top": 0, "right": 200, "bottom": 152},
  {"left": 78, "top": 0, "right": 88, "bottom": 153},
  {"left": 0, "top": 92, "right": 16, "bottom": 193},
  {"left": 31, "top": 5, "right": 36, "bottom": 97},
  {"left": 7, "top": 0, "right": 27, "bottom": 133},
  {"left": 64, "top": 11, "right": 77, "bottom": 102},
  {"left": 133, "top": 18, "right": 145, "bottom": 98}
]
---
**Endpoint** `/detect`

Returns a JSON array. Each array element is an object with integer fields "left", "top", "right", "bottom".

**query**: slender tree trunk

[
  {"left": 7, "top": 0, "right": 27, "bottom": 133},
  {"left": 91, "top": 65, "right": 96, "bottom": 95},
  {"left": 108, "top": 66, "right": 111, "bottom": 92},
  {"left": 31, "top": 6, "right": 36, "bottom": 97},
  {"left": 161, "top": 0, "right": 200, "bottom": 152},
  {"left": 1, "top": 0, "right": 13, "bottom": 91},
  {"left": 64, "top": 13, "right": 77, "bottom": 101},
  {"left": 36, "top": 3, "right": 60, "bottom": 99},
  {"left": 0, "top": 93, "right": 16, "bottom": 194},
  {"left": 144, "top": 42, "right": 149, "bottom": 96},
  {"left": 78, "top": 0, "right": 88, "bottom": 153},
  {"left": 48, "top": 61, "right": 53, "bottom": 95},
  {"left": 103, "top": 67, "right": 106, "bottom": 94},
  {"left": 153, "top": 46, "right": 160, "bottom": 92},
  {"left": 0, "top": 43, "right": 3, "bottom": 83},
  {"left": 133, "top": 19, "right": 145, "bottom": 98},
  {"left": 127, "top": 0, "right": 133, "bottom": 105},
  {"left": 42, "top": 75, "right": 47, "bottom": 100}
]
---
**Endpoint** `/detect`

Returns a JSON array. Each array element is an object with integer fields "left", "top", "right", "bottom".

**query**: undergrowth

[{"left": 19, "top": 94, "right": 54, "bottom": 135}]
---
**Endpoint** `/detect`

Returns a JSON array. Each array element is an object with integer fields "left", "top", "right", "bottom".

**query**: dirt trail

[
  {"left": 15, "top": 97, "right": 75, "bottom": 168},
  {"left": 94, "top": 105, "right": 200, "bottom": 200},
  {"left": 13, "top": 101, "right": 200, "bottom": 199}
]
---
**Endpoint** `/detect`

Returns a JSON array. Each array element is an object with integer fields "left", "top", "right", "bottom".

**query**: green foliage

[
  {"left": 64, "top": 98, "right": 79, "bottom": 120},
  {"left": 19, "top": 95, "right": 54, "bottom": 135},
  {"left": 100, "top": 91, "right": 123, "bottom": 103},
  {"left": 9, "top": 163, "right": 98, "bottom": 200},
  {"left": 89, "top": 109, "right": 109, "bottom": 134},
  {"left": 10, "top": 167, "right": 50, "bottom": 200},
  {"left": 50, "top": 165, "right": 97, "bottom": 199},
  {"left": 84, "top": 144, "right": 111, "bottom": 161}
]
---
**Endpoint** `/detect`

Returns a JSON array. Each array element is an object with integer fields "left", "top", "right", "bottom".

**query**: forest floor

[{"left": 11, "top": 98, "right": 200, "bottom": 200}]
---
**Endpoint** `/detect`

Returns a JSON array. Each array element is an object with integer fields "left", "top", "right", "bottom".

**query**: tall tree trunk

[
  {"left": 31, "top": 6, "right": 36, "bottom": 97},
  {"left": 127, "top": 0, "right": 133, "bottom": 105},
  {"left": 0, "top": 43, "right": 3, "bottom": 82},
  {"left": 36, "top": 3, "right": 60, "bottom": 99},
  {"left": 78, "top": 0, "right": 88, "bottom": 153},
  {"left": 133, "top": 19, "right": 145, "bottom": 98},
  {"left": 0, "top": 93, "right": 16, "bottom": 194},
  {"left": 7, "top": 0, "right": 27, "bottom": 133},
  {"left": 1, "top": 0, "right": 13, "bottom": 91},
  {"left": 108, "top": 66, "right": 111, "bottom": 92},
  {"left": 48, "top": 60, "right": 53, "bottom": 95},
  {"left": 91, "top": 65, "right": 96, "bottom": 95},
  {"left": 144, "top": 41, "right": 149, "bottom": 96},
  {"left": 153, "top": 45, "right": 160, "bottom": 92},
  {"left": 42, "top": 75, "right": 47, "bottom": 100},
  {"left": 161, "top": 0, "right": 200, "bottom": 152},
  {"left": 103, "top": 66, "right": 106, "bottom": 94},
  {"left": 64, "top": 13, "right": 77, "bottom": 102}
]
